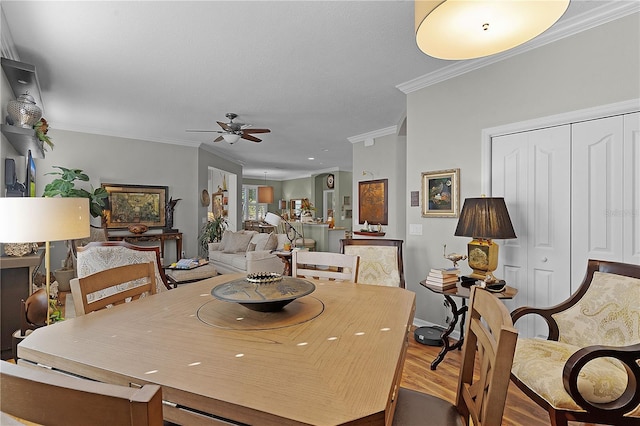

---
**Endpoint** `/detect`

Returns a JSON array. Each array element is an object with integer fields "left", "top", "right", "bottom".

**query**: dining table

[{"left": 18, "top": 273, "right": 416, "bottom": 426}]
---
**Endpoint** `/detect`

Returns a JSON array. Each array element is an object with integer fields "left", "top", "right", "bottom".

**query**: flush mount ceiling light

[
  {"left": 415, "top": 0, "right": 570, "bottom": 60},
  {"left": 221, "top": 133, "right": 241, "bottom": 144}
]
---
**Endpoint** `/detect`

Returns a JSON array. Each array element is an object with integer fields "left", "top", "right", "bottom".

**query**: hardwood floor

[{"left": 401, "top": 328, "right": 595, "bottom": 426}]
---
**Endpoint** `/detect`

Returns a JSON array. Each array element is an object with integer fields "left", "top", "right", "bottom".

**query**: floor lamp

[
  {"left": 264, "top": 212, "right": 303, "bottom": 248},
  {"left": 0, "top": 198, "right": 90, "bottom": 324}
]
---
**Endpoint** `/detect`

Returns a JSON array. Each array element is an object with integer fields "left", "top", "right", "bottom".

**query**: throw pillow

[
  {"left": 264, "top": 232, "right": 278, "bottom": 251},
  {"left": 219, "top": 230, "right": 233, "bottom": 252},
  {"left": 246, "top": 242, "right": 257, "bottom": 252},
  {"left": 249, "top": 233, "right": 270, "bottom": 251},
  {"left": 222, "top": 232, "right": 254, "bottom": 254}
]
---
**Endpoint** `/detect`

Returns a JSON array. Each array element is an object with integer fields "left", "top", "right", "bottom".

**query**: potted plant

[
  {"left": 198, "top": 216, "right": 227, "bottom": 257},
  {"left": 43, "top": 166, "right": 108, "bottom": 291}
]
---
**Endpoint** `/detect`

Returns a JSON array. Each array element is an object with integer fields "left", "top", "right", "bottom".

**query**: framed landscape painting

[
  {"left": 358, "top": 179, "right": 388, "bottom": 225},
  {"left": 421, "top": 169, "right": 460, "bottom": 217},
  {"left": 102, "top": 183, "right": 168, "bottom": 229}
]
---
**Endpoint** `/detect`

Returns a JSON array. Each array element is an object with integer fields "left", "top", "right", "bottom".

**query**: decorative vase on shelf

[{"left": 7, "top": 93, "right": 42, "bottom": 129}]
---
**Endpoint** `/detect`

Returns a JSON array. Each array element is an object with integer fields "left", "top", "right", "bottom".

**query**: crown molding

[
  {"left": 348, "top": 125, "right": 398, "bottom": 144},
  {"left": 397, "top": 2, "right": 640, "bottom": 94},
  {"left": 1, "top": 8, "right": 19, "bottom": 61}
]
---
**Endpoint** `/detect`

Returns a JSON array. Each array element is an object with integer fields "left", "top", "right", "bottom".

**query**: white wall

[{"left": 405, "top": 13, "right": 640, "bottom": 325}]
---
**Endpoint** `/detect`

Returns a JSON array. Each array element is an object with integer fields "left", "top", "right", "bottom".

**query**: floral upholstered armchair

[
  {"left": 510, "top": 259, "right": 640, "bottom": 426},
  {"left": 339, "top": 238, "right": 405, "bottom": 288}
]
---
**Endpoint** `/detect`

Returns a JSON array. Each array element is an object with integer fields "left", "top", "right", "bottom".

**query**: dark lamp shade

[{"left": 454, "top": 197, "right": 516, "bottom": 240}]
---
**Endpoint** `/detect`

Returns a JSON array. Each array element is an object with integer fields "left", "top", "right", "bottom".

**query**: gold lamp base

[{"left": 466, "top": 238, "right": 501, "bottom": 283}]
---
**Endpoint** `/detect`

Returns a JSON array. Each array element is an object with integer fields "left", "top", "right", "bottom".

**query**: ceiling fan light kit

[
  {"left": 186, "top": 112, "right": 271, "bottom": 144},
  {"left": 415, "top": 0, "right": 570, "bottom": 60}
]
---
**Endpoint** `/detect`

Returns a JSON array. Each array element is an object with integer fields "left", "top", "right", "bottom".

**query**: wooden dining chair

[
  {"left": 340, "top": 238, "right": 405, "bottom": 288},
  {"left": 393, "top": 286, "right": 519, "bottom": 426},
  {"left": 292, "top": 250, "right": 359, "bottom": 282},
  {"left": 70, "top": 261, "right": 157, "bottom": 316},
  {"left": 0, "top": 360, "right": 163, "bottom": 425},
  {"left": 76, "top": 241, "right": 171, "bottom": 291}
]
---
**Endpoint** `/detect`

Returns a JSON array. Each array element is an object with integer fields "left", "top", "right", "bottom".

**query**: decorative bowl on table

[
  {"left": 128, "top": 224, "right": 148, "bottom": 234},
  {"left": 212, "top": 274, "right": 315, "bottom": 312}
]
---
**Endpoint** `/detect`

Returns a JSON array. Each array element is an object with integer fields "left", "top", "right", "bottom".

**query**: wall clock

[{"left": 327, "top": 174, "right": 335, "bottom": 189}]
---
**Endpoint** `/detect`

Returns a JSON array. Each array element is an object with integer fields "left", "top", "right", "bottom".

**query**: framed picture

[
  {"left": 102, "top": 183, "right": 168, "bottom": 229},
  {"left": 421, "top": 169, "right": 460, "bottom": 217},
  {"left": 358, "top": 179, "right": 388, "bottom": 225},
  {"left": 212, "top": 191, "right": 224, "bottom": 219}
]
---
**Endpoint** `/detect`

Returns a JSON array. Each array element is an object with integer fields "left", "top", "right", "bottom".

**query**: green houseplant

[
  {"left": 198, "top": 216, "right": 227, "bottom": 257},
  {"left": 43, "top": 166, "right": 109, "bottom": 289}
]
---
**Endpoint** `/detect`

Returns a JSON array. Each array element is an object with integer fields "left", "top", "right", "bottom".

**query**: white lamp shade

[
  {"left": 0, "top": 197, "right": 90, "bottom": 243},
  {"left": 415, "top": 0, "right": 569, "bottom": 60},
  {"left": 258, "top": 186, "right": 274, "bottom": 204},
  {"left": 222, "top": 133, "right": 241, "bottom": 144},
  {"left": 264, "top": 212, "right": 281, "bottom": 227}
]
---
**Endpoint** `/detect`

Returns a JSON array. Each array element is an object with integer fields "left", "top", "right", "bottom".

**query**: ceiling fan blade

[
  {"left": 217, "top": 121, "right": 232, "bottom": 132},
  {"left": 242, "top": 128, "right": 271, "bottom": 134},
  {"left": 241, "top": 134, "right": 262, "bottom": 143},
  {"left": 213, "top": 135, "right": 224, "bottom": 142}
]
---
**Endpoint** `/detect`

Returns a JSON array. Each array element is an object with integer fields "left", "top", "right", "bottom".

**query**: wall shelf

[
  {"left": 1, "top": 124, "right": 44, "bottom": 158},
  {"left": 1, "top": 57, "right": 44, "bottom": 112},
  {"left": 1, "top": 58, "right": 45, "bottom": 158}
]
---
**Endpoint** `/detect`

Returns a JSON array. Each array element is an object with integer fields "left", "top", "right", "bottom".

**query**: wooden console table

[{"left": 107, "top": 232, "right": 182, "bottom": 263}]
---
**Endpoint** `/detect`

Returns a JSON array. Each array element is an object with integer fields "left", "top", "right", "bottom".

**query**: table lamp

[
  {"left": 264, "top": 212, "right": 303, "bottom": 248},
  {"left": 0, "top": 198, "right": 90, "bottom": 324},
  {"left": 454, "top": 197, "right": 516, "bottom": 283}
]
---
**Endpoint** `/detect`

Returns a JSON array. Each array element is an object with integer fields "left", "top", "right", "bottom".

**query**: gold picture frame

[
  {"left": 102, "top": 183, "right": 168, "bottom": 229},
  {"left": 421, "top": 169, "right": 460, "bottom": 217},
  {"left": 212, "top": 191, "right": 224, "bottom": 219}
]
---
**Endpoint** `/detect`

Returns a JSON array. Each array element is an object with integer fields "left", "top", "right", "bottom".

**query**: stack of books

[{"left": 425, "top": 267, "right": 460, "bottom": 289}]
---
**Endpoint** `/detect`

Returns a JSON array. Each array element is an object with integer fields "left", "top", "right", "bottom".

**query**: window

[{"left": 242, "top": 185, "right": 267, "bottom": 220}]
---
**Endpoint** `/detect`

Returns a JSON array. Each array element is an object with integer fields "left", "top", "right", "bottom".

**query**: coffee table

[{"left": 19, "top": 274, "right": 416, "bottom": 425}]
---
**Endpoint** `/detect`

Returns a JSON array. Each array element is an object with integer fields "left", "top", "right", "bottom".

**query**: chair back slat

[
  {"left": 70, "top": 261, "right": 156, "bottom": 316},
  {"left": 292, "top": 251, "right": 359, "bottom": 282},
  {"left": 0, "top": 360, "right": 163, "bottom": 425}
]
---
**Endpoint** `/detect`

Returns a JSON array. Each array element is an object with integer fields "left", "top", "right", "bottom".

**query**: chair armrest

[
  {"left": 246, "top": 251, "right": 285, "bottom": 274},
  {"left": 562, "top": 343, "right": 640, "bottom": 418},
  {"left": 511, "top": 306, "right": 561, "bottom": 341}
]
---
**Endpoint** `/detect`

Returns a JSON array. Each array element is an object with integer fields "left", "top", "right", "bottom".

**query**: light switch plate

[{"left": 409, "top": 224, "right": 422, "bottom": 235}]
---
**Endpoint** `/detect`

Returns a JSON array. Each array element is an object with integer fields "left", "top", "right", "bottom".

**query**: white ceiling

[{"left": 2, "top": 1, "right": 634, "bottom": 180}]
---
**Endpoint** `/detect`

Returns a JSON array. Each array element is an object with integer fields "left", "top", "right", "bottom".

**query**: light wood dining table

[{"left": 18, "top": 273, "right": 416, "bottom": 425}]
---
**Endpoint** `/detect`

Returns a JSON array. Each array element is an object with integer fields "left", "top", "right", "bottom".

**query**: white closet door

[
  {"left": 492, "top": 125, "right": 571, "bottom": 338},
  {"left": 571, "top": 116, "right": 625, "bottom": 290},
  {"left": 624, "top": 112, "right": 640, "bottom": 265}
]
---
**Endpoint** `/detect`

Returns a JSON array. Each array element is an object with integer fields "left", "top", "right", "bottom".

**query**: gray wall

[{"left": 404, "top": 14, "right": 640, "bottom": 325}]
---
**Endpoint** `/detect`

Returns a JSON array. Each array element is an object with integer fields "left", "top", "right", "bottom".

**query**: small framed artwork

[
  {"left": 102, "top": 184, "right": 168, "bottom": 229},
  {"left": 421, "top": 169, "right": 460, "bottom": 217},
  {"left": 359, "top": 179, "right": 388, "bottom": 225}
]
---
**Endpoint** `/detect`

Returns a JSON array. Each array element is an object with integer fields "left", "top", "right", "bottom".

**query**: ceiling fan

[{"left": 187, "top": 113, "right": 271, "bottom": 144}]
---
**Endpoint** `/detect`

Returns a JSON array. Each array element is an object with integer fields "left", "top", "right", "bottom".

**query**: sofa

[{"left": 208, "top": 230, "right": 286, "bottom": 275}]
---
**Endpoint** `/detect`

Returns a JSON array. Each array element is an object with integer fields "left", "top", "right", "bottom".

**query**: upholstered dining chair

[
  {"left": 510, "top": 259, "right": 640, "bottom": 426},
  {"left": 76, "top": 241, "right": 171, "bottom": 292},
  {"left": 340, "top": 238, "right": 405, "bottom": 288},
  {"left": 0, "top": 360, "right": 163, "bottom": 425},
  {"left": 393, "top": 286, "right": 519, "bottom": 426},
  {"left": 70, "top": 261, "right": 157, "bottom": 316},
  {"left": 292, "top": 250, "right": 359, "bottom": 282}
]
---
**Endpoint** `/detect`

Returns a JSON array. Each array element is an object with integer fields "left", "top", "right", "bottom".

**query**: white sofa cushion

[{"left": 250, "top": 232, "right": 278, "bottom": 252}]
